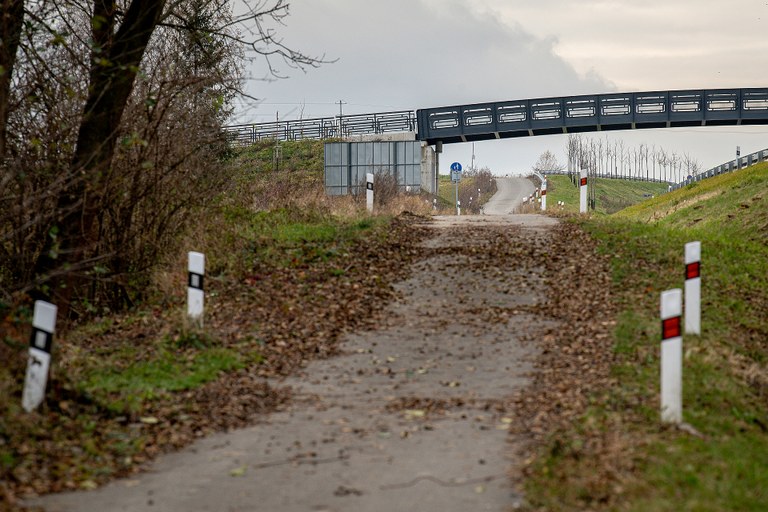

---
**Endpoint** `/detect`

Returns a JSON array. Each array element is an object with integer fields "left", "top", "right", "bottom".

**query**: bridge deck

[{"left": 416, "top": 88, "right": 768, "bottom": 144}]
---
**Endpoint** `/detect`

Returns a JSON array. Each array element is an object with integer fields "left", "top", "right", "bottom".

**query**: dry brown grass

[{"left": 147, "top": 168, "right": 433, "bottom": 301}]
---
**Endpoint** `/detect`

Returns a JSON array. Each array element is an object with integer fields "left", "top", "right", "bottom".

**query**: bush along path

[
  {"left": 25, "top": 214, "right": 561, "bottom": 512},
  {"left": 1, "top": 213, "right": 430, "bottom": 510}
]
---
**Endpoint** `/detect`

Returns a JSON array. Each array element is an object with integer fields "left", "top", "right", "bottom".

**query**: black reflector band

[
  {"left": 29, "top": 327, "right": 53, "bottom": 353},
  {"left": 188, "top": 272, "right": 204, "bottom": 290}
]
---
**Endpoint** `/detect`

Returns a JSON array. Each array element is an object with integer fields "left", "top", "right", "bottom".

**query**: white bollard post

[
  {"left": 457, "top": 200, "right": 461, "bottom": 216},
  {"left": 579, "top": 169, "right": 588, "bottom": 214},
  {"left": 433, "top": 198, "right": 437, "bottom": 211},
  {"left": 22, "top": 301, "right": 57, "bottom": 412},
  {"left": 541, "top": 179, "right": 547, "bottom": 211},
  {"left": 366, "top": 173, "right": 374, "bottom": 213},
  {"left": 685, "top": 241, "right": 701, "bottom": 335},
  {"left": 660, "top": 289, "right": 683, "bottom": 424},
  {"left": 188, "top": 251, "right": 205, "bottom": 327}
]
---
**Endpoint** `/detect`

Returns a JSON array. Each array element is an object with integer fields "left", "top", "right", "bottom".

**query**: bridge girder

[{"left": 416, "top": 88, "right": 768, "bottom": 145}]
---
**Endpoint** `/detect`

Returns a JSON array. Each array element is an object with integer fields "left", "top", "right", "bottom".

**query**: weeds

[{"left": 523, "top": 163, "right": 768, "bottom": 511}]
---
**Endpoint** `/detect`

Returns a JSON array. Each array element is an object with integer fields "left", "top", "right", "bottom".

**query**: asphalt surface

[
  {"left": 482, "top": 177, "right": 535, "bottom": 215},
  {"left": 28, "top": 181, "right": 558, "bottom": 512}
]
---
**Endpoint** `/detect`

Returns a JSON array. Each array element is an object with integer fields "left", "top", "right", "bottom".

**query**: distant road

[{"left": 483, "top": 177, "right": 535, "bottom": 215}]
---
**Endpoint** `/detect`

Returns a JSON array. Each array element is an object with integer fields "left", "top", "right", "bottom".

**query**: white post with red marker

[
  {"left": 366, "top": 172, "right": 374, "bottom": 213},
  {"left": 22, "top": 301, "right": 57, "bottom": 412},
  {"left": 660, "top": 289, "right": 683, "bottom": 424},
  {"left": 188, "top": 251, "right": 205, "bottom": 327},
  {"left": 579, "top": 169, "right": 588, "bottom": 214},
  {"left": 541, "top": 179, "right": 547, "bottom": 211},
  {"left": 685, "top": 241, "right": 701, "bottom": 335}
]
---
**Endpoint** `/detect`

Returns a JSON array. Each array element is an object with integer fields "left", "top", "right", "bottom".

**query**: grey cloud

[{"left": 241, "top": 0, "right": 614, "bottom": 120}]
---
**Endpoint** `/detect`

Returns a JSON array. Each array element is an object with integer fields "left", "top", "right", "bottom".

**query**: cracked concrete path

[{"left": 29, "top": 214, "right": 558, "bottom": 512}]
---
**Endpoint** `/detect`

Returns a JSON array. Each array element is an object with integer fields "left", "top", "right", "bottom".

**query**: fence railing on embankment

[{"left": 224, "top": 111, "right": 417, "bottom": 146}]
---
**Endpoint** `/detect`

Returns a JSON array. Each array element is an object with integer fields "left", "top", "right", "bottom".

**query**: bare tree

[
  {"left": 682, "top": 153, "right": 701, "bottom": 180},
  {"left": 533, "top": 149, "right": 565, "bottom": 174},
  {"left": 1, "top": 1, "right": 327, "bottom": 317},
  {"left": 562, "top": 134, "right": 703, "bottom": 185}
]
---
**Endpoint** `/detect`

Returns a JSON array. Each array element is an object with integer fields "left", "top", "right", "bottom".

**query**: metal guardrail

[
  {"left": 670, "top": 147, "right": 768, "bottom": 190},
  {"left": 416, "top": 88, "right": 768, "bottom": 144},
  {"left": 225, "top": 110, "right": 417, "bottom": 145}
]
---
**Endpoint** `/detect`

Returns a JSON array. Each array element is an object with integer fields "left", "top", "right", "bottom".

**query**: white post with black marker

[
  {"left": 541, "top": 179, "right": 547, "bottom": 211},
  {"left": 660, "top": 289, "right": 683, "bottom": 424},
  {"left": 366, "top": 172, "right": 374, "bottom": 213},
  {"left": 22, "top": 301, "right": 57, "bottom": 412},
  {"left": 579, "top": 169, "right": 588, "bottom": 214},
  {"left": 188, "top": 251, "right": 205, "bottom": 327},
  {"left": 685, "top": 241, "right": 701, "bottom": 335}
]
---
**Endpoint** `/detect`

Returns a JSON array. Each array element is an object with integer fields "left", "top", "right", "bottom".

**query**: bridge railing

[
  {"left": 224, "top": 110, "right": 417, "bottom": 146},
  {"left": 416, "top": 88, "right": 768, "bottom": 144}
]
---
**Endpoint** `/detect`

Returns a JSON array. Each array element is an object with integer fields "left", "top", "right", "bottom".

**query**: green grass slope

[
  {"left": 546, "top": 175, "right": 669, "bottom": 214},
  {"left": 526, "top": 163, "right": 768, "bottom": 511}
]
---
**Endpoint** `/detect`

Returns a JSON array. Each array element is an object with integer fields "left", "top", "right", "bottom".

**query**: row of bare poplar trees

[{"left": 566, "top": 134, "right": 702, "bottom": 183}]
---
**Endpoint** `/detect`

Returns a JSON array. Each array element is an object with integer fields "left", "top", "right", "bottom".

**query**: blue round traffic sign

[{"left": 450, "top": 162, "right": 462, "bottom": 172}]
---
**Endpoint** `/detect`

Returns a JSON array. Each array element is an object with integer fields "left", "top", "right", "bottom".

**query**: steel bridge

[
  {"left": 225, "top": 88, "right": 768, "bottom": 146},
  {"left": 225, "top": 88, "right": 768, "bottom": 189},
  {"left": 416, "top": 88, "right": 768, "bottom": 145}
]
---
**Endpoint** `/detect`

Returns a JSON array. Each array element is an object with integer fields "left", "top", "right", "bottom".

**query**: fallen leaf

[
  {"left": 80, "top": 480, "right": 98, "bottom": 490},
  {"left": 229, "top": 466, "right": 247, "bottom": 477}
]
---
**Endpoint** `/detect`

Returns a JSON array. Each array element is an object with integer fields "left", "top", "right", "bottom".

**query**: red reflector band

[
  {"left": 686, "top": 262, "right": 700, "bottom": 280},
  {"left": 541, "top": 190, "right": 547, "bottom": 195},
  {"left": 662, "top": 316, "right": 682, "bottom": 340},
  {"left": 580, "top": 177, "right": 587, "bottom": 186}
]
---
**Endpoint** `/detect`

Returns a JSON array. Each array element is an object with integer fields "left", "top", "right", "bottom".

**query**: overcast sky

[{"left": 235, "top": 0, "right": 768, "bottom": 176}]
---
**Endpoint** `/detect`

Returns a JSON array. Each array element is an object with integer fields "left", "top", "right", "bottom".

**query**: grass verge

[
  {"left": 545, "top": 175, "right": 669, "bottom": 215},
  {"left": 522, "top": 163, "right": 768, "bottom": 511}
]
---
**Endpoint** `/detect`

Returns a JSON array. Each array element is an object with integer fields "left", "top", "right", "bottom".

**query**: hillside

[
  {"left": 544, "top": 174, "right": 669, "bottom": 214},
  {"left": 525, "top": 163, "right": 768, "bottom": 511}
]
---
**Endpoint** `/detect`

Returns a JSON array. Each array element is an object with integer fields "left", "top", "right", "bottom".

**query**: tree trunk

[
  {"left": 0, "top": 0, "right": 25, "bottom": 158},
  {"left": 35, "top": 0, "right": 166, "bottom": 316}
]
